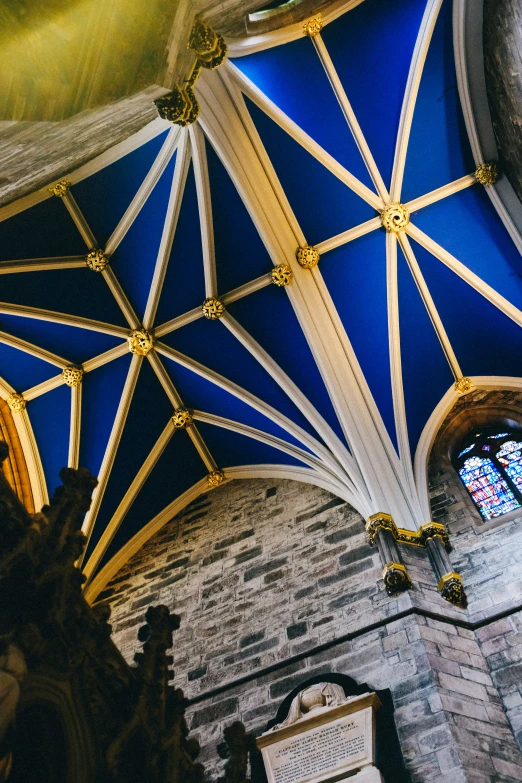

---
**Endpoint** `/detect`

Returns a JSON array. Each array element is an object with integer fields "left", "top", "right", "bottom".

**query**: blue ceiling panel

[
  {"left": 0, "top": 198, "right": 86, "bottom": 262},
  {"left": 227, "top": 285, "right": 346, "bottom": 444},
  {"left": 97, "top": 428, "right": 207, "bottom": 573},
  {"left": 0, "top": 342, "right": 57, "bottom": 391},
  {"left": 195, "top": 420, "right": 309, "bottom": 470},
  {"left": 154, "top": 162, "right": 205, "bottom": 326},
  {"left": 402, "top": 0, "right": 474, "bottom": 202},
  {"left": 232, "top": 38, "right": 374, "bottom": 188},
  {"left": 246, "top": 98, "right": 375, "bottom": 247},
  {"left": 397, "top": 244, "right": 454, "bottom": 453},
  {"left": 322, "top": 0, "right": 428, "bottom": 188},
  {"left": 72, "top": 130, "right": 170, "bottom": 246},
  {"left": 206, "top": 139, "right": 272, "bottom": 294},
  {"left": 110, "top": 151, "right": 177, "bottom": 319},
  {"left": 0, "top": 266, "right": 127, "bottom": 327},
  {"left": 87, "top": 360, "right": 174, "bottom": 555},
  {"left": 0, "top": 314, "right": 123, "bottom": 366},
  {"left": 320, "top": 231, "right": 398, "bottom": 452},
  {"left": 159, "top": 355, "right": 314, "bottom": 454},
  {"left": 29, "top": 383, "right": 71, "bottom": 498},
  {"left": 161, "top": 318, "right": 319, "bottom": 439},
  {"left": 79, "top": 354, "right": 132, "bottom": 479},
  {"left": 412, "top": 238, "right": 522, "bottom": 378},
  {"left": 412, "top": 186, "right": 522, "bottom": 312}
]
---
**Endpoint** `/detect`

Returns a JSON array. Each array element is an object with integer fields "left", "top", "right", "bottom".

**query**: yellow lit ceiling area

[{"left": 0, "top": 0, "right": 521, "bottom": 602}]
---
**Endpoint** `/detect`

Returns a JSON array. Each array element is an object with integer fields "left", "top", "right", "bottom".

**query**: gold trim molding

[
  {"left": 303, "top": 17, "right": 323, "bottom": 37},
  {"left": 382, "top": 562, "right": 412, "bottom": 595},
  {"left": 454, "top": 376, "right": 474, "bottom": 395},
  {"left": 6, "top": 394, "right": 26, "bottom": 414},
  {"left": 366, "top": 512, "right": 450, "bottom": 549},
  {"left": 48, "top": 180, "right": 71, "bottom": 198},
  {"left": 207, "top": 469, "right": 225, "bottom": 487}
]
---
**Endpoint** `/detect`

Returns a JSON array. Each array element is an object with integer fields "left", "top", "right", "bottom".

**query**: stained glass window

[
  {"left": 458, "top": 456, "right": 520, "bottom": 520},
  {"left": 454, "top": 428, "right": 522, "bottom": 520},
  {"left": 496, "top": 440, "right": 522, "bottom": 494}
]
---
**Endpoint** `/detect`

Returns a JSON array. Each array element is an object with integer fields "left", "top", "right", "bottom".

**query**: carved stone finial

[
  {"left": 381, "top": 203, "right": 410, "bottom": 232},
  {"left": 382, "top": 563, "right": 412, "bottom": 595},
  {"left": 6, "top": 394, "right": 26, "bottom": 413},
  {"left": 454, "top": 377, "right": 474, "bottom": 395},
  {"left": 207, "top": 469, "right": 225, "bottom": 488},
  {"left": 438, "top": 572, "right": 467, "bottom": 608},
  {"left": 189, "top": 18, "right": 227, "bottom": 68},
  {"left": 202, "top": 297, "right": 225, "bottom": 320},
  {"left": 296, "top": 245, "right": 320, "bottom": 269},
  {"left": 85, "top": 248, "right": 109, "bottom": 272},
  {"left": 48, "top": 180, "right": 71, "bottom": 198},
  {"left": 303, "top": 17, "right": 323, "bottom": 37},
  {"left": 475, "top": 162, "right": 499, "bottom": 186},
  {"left": 62, "top": 366, "right": 84, "bottom": 387},
  {"left": 172, "top": 408, "right": 193, "bottom": 429},
  {"left": 127, "top": 329, "right": 154, "bottom": 356},
  {"left": 271, "top": 264, "right": 293, "bottom": 287}
]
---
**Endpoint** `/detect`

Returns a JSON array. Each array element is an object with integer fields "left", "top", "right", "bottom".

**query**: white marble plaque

[{"left": 261, "top": 707, "right": 375, "bottom": 783}]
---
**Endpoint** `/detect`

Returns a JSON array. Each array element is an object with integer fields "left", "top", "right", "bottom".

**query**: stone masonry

[{"left": 102, "top": 453, "right": 522, "bottom": 782}]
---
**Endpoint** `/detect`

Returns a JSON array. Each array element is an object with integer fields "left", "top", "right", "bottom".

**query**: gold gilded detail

[
  {"left": 271, "top": 264, "right": 293, "bottom": 287},
  {"left": 62, "top": 366, "right": 84, "bottom": 387},
  {"left": 382, "top": 563, "right": 412, "bottom": 595},
  {"left": 48, "top": 180, "right": 71, "bottom": 198},
  {"left": 6, "top": 394, "right": 26, "bottom": 413},
  {"left": 155, "top": 20, "right": 226, "bottom": 126},
  {"left": 86, "top": 248, "right": 109, "bottom": 272},
  {"left": 381, "top": 203, "right": 410, "bottom": 232},
  {"left": 207, "top": 469, "right": 225, "bottom": 488},
  {"left": 127, "top": 329, "right": 154, "bottom": 356},
  {"left": 303, "top": 17, "right": 323, "bottom": 37},
  {"left": 438, "top": 572, "right": 467, "bottom": 608},
  {"left": 189, "top": 18, "right": 227, "bottom": 69},
  {"left": 367, "top": 513, "right": 450, "bottom": 550},
  {"left": 454, "top": 377, "right": 474, "bottom": 395},
  {"left": 296, "top": 245, "right": 320, "bottom": 269},
  {"left": 475, "top": 162, "right": 498, "bottom": 186},
  {"left": 172, "top": 408, "right": 193, "bottom": 429},
  {"left": 202, "top": 297, "right": 225, "bottom": 320}
]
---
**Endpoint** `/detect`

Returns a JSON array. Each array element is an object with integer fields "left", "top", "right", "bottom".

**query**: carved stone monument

[{"left": 256, "top": 683, "right": 384, "bottom": 783}]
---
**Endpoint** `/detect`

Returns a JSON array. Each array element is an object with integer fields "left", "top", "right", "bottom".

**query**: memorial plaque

[{"left": 257, "top": 691, "right": 381, "bottom": 783}]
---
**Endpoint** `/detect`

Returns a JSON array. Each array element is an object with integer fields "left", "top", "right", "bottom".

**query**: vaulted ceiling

[{"left": 1, "top": 0, "right": 521, "bottom": 600}]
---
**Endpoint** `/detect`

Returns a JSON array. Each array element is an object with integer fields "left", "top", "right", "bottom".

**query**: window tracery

[{"left": 455, "top": 429, "right": 522, "bottom": 520}]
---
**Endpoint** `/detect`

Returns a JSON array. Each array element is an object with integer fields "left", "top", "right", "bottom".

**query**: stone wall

[{"left": 103, "top": 460, "right": 522, "bottom": 782}]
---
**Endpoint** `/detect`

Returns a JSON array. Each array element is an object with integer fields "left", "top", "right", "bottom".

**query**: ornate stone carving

[
  {"left": 303, "top": 17, "right": 323, "bottom": 37},
  {"left": 62, "top": 366, "right": 84, "bottom": 387},
  {"left": 366, "top": 512, "right": 397, "bottom": 546},
  {"left": 217, "top": 721, "right": 253, "bottom": 783},
  {"left": 296, "top": 245, "right": 320, "bottom": 269},
  {"left": 419, "top": 521, "right": 450, "bottom": 548},
  {"left": 85, "top": 248, "right": 109, "bottom": 272},
  {"left": 48, "top": 180, "right": 71, "bottom": 198},
  {"left": 155, "top": 85, "right": 200, "bottom": 127},
  {"left": 127, "top": 329, "right": 154, "bottom": 356},
  {"left": 6, "top": 394, "right": 26, "bottom": 414},
  {"left": 202, "top": 297, "right": 225, "bottom": 320},
  {"left": 382, "top": 563, "right": 412, "bottom": 595},
  {"left": 381, "top": 203, "right": 410, "bottom": 232},
  {"left": 189, "top": 18, "right": 227, "bottom": 69},
  {"left": 207, "top": 469, "right": 225, "bottom": 488},
  {"left": 475, "top": 162, "right": 499, "bottom": 185},
  {"left": 271, "top": 264, "right": 293, "bottom": 287},
  {"left": 172, "top": 408, "right": 193, "bottom": 429},
  {"left": 454, "top": 376, "right": 474, "bottom": 394},
  {"left": 269, "top": 683, "right": 361, "bottom": 732},
  {"left": 438, "top": 572, "right": 467, "bottom": 608}
]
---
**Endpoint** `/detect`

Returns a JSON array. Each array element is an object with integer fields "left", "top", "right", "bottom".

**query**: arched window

[{"left": 454, "top": 428, "right": 522, "bottom": 520}]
